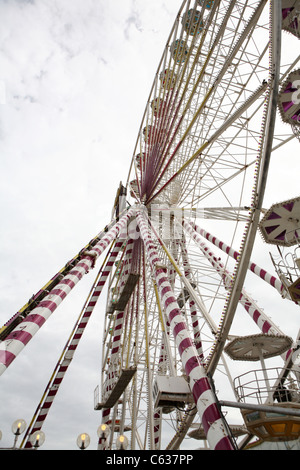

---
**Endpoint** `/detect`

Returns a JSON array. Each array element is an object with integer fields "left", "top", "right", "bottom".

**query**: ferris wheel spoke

[
  {"left": 144, "top": 1, "right": 269, "bottom": 205},
  {"left": 135, "top": 207, "right": 236, "bottom": 450},
  {"left": 145, "top": 0, "right": 236, "bottom": 187},
  {"left": 147, "top": 79, "right": 268, "bottom": 206},
  {"left": 182, "top": 219, "right": 287, "bottom": 340},
  {"left": 188, "top": 220, "right": 285, "bottom": 296}
]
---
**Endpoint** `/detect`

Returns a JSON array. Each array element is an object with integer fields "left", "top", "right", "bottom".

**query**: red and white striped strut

[
  {"left": 182, "top": 220, "right": 294, "bottom": 362},
  {"left": 22, "top": 240, "right": 123, "bottom": 448},
  {"left": 0, "top": 208, "right": 134, "bottom": 376},
  {"left": 189, "top": 221, "right": 285, "bottom": 297},
  {"left": 180, "top": 238, "right": 204, "bottom": 361},
  {"left": 136, "top": 208, "right": 235, "bottom": 451},
  {"left": 182, "top": 220, "right": 283, "bottom": 332}
]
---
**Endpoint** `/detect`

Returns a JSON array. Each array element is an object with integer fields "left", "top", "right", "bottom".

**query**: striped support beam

[
  {"left": 136, "top": 208, "right": 235, "bottom": 450},
  {"left": 22, "top": 241, "right": 123, "bottom": 448},
  {"left": 184, "top": 220, "right": 300, "bottom": 367},
  {"left": 189, "top": 224, "right": 297, "bottom": 365},
  {"left": 183, "top": 220, "right": 287, "bottom": 338},
  {"left": 0, "top": 208, "right": 134, "bottom": 376},
  {"left": 189, "top": 221, "right": 284, "bottom": 296},
  {"left": 180, "top": 240, "right": 204, "bottom": 361}
]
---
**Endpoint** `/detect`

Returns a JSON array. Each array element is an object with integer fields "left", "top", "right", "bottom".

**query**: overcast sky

[
  {"left": 0, "top": 0, "right": 300, "bottom": 451},
  {"left": 0, "top": 0, "right": 183, "bottom": 450}
]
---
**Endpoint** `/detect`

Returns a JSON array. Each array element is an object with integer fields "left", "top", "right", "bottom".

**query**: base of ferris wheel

[{"left": 92, "top": 196, "right": 300, "bottom": 450}]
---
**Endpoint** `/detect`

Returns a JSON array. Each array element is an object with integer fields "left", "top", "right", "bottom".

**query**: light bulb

[
  {"left": 12, "top": 419, "right": 26, "bottom": 436},
  {"left": 76, "top": 432, "right": 90, "bottom": 450},
  {"left": 30, "top": 430, "right": 46, "bottom": 448},
  {"left": 116, "top": 434, "right": 128, "bottom": 450}
]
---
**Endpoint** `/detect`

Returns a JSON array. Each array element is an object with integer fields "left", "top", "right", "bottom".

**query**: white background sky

[{"left": 0, "top": 0, "right": 299, "bottom": 451}]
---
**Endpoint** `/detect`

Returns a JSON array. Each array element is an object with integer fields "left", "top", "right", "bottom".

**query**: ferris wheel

[{"left": 1, "top": 0, "right": 300, "bottom": 451}]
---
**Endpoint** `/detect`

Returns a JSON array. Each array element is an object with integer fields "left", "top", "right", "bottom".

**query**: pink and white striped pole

[
  {"left": 0, "top": 208, "right": 135, "bottom": 376},
  {"left": 183, "top": 220, "right": 299, "bottom": 367},
  {"left": 183, "top": 219, "right": 285, "bottom": 338},
  {"left": 22, "top": 240, "right": 124, "bottom": 448},
  {"left": 183, "top": 219, "right": 297, "bottom": 366},
  {"left": 189, "top": 221, "right": 284, "bottom": 296},
  {"left": 136, "top": 208, "right": 235, "bottom": 450},
  {"left": 180, "top": 240, "right": 204, "bottom": 361}
]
